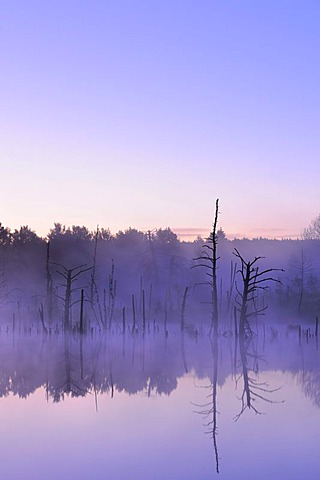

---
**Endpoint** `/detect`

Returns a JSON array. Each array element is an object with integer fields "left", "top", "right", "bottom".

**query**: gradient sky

[{"left": 1, "top": 1, "right": 320, "bottom": 239}]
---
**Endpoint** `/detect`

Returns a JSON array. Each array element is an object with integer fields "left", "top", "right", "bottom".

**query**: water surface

[{"left": 0, "top": 328, "right": 319, "bottom": 479}]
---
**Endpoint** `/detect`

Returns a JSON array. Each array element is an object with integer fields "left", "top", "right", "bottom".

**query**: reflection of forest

[
  {"left": 0, "top": 330, "right": 319, "bottom": 405},
  {"left": 296, "top": 370, "right": 320, "bottom": 408}
]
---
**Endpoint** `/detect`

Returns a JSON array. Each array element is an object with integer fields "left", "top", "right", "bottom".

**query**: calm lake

[{"left": 0, "top": 325, "right": 319, "bottom": 479}]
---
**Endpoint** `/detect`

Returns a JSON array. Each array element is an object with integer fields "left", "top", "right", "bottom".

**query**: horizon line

[{"left": 0, "top": 220, "right": 303, "bottom": 242}]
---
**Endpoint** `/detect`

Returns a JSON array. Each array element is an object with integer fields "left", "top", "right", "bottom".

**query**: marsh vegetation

[{"left": 1, "top": 213, "right": 320, "bottom": 477}]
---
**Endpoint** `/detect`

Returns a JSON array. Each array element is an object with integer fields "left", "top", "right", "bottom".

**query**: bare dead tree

[
  {"left": 131, "top": 293, "right": 136, "bottom": 333},
  {"left": 107, "top": 259, "right": 116, "bottom": 329},
  {"left": 79, "top": 289, "right": 85, "bottom": 334},
  {"left": 45, "top": 241, "right": 54, "bottom": 323},
  {"left": 0, "top": 262, "right": 15, "bottom": 310},
  {"left": 142, "top": 289, "right": 146, "bottom": 334},
  {"left": 233, "top": 249, "right": 284, "bottom": 337},
  {"left": 90, "top": 259, "right": 117, "bottom": 330},
  {"left": 54, "top": 263, "right": 92, "bottom": 331},
  {"left": 38, "top": 302, "right": 48, "bottom": 334},
  {"left": 226, "top": 260, "right": 237, "bottom": 313},
  {"left": 90, "top": 225, "right": 99, "bottom": 305},
  {"left": 180, "top": 286, "right": 189, "bottom": 331},
  {"left": 193, "top": 199, "right": 220, "bottom": 336},
  {"left": 292, "top": 248, "right": 313, "bottom": 314}
]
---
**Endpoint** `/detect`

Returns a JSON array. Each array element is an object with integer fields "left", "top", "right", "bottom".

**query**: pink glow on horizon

[{"left": 1, "top": 2, "right": 319, "bottom": 238}]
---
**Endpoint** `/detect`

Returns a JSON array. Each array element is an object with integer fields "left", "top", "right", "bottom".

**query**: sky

[{"left": 1, "top": 1, "right": 320, "bottom": 240}]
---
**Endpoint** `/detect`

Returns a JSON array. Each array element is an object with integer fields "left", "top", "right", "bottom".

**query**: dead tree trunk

[
  {"left": 233, "top": 249, "right": 283, "bottom": 336},
  {"left": 90, "top": 225, "right": 99, "bottom": 305},
  {"left": 107, "top": 259, "right": 116, "bottom": 330},
  {"left": 180, "top": 286, "right": 189, "bottom": 331},
  {"left": 55, "top": 263, "right": 92, "bottom": 332},
  {"left": 46, "top": 241, "right": 53, "bottom": 323},
  {"left": 211, "top": 199, "right": 219, "bottom": 335},
  {"left": 193, "top": 199, "right": 220, "bottom": 336},
  {"left": 64, "top": 269, "right": 72, "bottom": 329},
  {"left": 132, "top": 294, "right": 136, "bottom": 333},
  {"left": 80, "top": 289, "right": 84, "bottom": 334}
]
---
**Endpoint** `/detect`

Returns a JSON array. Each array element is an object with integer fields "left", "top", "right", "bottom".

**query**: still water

[{"left": 0, "top": 327, "right": 319, "bottom": 479}]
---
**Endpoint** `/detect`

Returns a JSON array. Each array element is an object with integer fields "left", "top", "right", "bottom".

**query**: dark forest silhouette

[{"left": 1, "top": 218, "right": 320, "bottom": 333}]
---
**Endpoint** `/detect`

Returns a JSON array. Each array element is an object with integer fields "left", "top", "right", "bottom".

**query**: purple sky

[{"left": 1, "top": 1, "right": 319, "bottom": 239}]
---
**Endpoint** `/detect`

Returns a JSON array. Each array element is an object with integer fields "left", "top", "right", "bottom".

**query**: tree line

[{"left": 0, "top": 214, "right": 320, "bottom": 331}]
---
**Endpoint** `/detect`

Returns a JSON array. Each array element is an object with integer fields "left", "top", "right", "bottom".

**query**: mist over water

[
  {"left": 1, "top": 225, "right": 320, "bottom": 478},
  {"left": 1, "top": 224, "right": 320, "bottom": 327},
  {"left": 0, "top": 327, "right": 319, "bottom": 479}
]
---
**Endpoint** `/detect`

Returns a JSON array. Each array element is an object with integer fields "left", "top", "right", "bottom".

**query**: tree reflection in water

[
  {"left": 192, "top": 335, "right": 220, "bottom": 473},
  {"left": 0, "top": 325, "right": 319, "bottom": 475},
  {"left": 190, "top": 326, "right": 318, "bottom": 474},
  {"left": 234, "top": 332, "right": 284, "bottom": 421}
]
